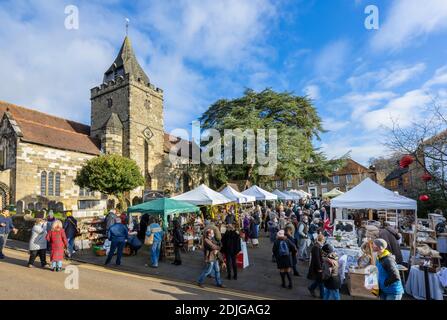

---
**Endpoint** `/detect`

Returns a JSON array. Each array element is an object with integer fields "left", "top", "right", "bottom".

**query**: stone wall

[{"left": 15, "top": 141, "right": 100, "bottom": 211}]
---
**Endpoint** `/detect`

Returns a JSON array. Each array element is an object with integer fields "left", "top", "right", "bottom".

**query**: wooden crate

[{"left": 347, "top": 272, "right": 378, "bottom": 299}]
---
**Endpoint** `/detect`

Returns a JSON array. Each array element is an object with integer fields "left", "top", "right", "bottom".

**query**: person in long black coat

[
  {"left": 137, "top": 213, "right": 150, "bottom": 242},
  {"left": 307, "top": 233, "right": 325, "bottom": 298},
  {"left": 272, "top": 230, "right": 296, "bottom": 289},
  {"left": 172, "top": 219, "right": 184, "bottom": 265},
  {"left": 285, "top": 225, "right": 300, "bottom": 276},
  {"left": 221, "top": 224, "right": 242, "bottom": 280}
]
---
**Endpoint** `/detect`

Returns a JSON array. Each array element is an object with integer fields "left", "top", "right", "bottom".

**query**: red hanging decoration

[
  {"left": 419, "top": 195, "right": 430, "bottom": 202},
  {"left": 421, "top": 172, "right": 432, "bottom": 182},
  {"left": 399, "top": 155, "right": 414, "bottom": 168}
]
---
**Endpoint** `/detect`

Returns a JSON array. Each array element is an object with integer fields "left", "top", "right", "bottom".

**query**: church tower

[{"left": 90, "top": 36, "right": 165, "bottom": 192}]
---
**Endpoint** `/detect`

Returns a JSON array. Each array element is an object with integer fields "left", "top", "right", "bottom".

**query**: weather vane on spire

[{"left": 125, "top": 18, "right": 130, "bottom": 36}]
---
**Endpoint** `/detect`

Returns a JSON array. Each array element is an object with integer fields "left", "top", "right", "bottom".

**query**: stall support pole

[{"left": 422, "top": 265, "right": 432, "bottom": 300}]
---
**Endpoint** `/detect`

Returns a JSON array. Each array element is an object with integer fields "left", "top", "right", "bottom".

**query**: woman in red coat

[{"left": 46, "top": 220, "right": 68, "bottom": 272}]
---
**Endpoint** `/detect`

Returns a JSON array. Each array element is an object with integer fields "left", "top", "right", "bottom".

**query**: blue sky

[{"left": 1, "top": 0, "right": 447, "bottom": 165}]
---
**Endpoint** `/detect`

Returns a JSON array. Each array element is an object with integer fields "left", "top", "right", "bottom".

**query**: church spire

[{"left": 103, "top": 36, "right": 150, "bottom": 84}]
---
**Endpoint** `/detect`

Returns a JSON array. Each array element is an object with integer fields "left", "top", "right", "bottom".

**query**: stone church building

[{"left": 0, "top": 36, "right": 203, "bottom": 213}]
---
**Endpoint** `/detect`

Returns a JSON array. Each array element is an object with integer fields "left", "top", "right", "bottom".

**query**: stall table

[{"left": 405, "top": 265, "right": 444, "bottom": 300}]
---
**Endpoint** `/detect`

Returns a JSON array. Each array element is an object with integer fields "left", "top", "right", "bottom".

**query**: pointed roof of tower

[{"left": 104, "top": 36, "right": 150, "bottom": 83}]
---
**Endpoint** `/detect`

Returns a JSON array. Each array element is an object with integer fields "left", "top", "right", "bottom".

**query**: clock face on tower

[{"left": 143, "top": 127, "right": 154, "bottom": 141}]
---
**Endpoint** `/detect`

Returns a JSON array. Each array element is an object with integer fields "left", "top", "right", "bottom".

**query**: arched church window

[
  {"left": 40, "top": 171, "right": 47, "bottom": 196},
  {"left": 48, "top": 172, "right": 54, "bottom": 196},
  {"left": 107, "top": 98, "right": 113, "bottom": 108},
  {"left": 55, "top": 173, "right": 61, "bottom": 196}
]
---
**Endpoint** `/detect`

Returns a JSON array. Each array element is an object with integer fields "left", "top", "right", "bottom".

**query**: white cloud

[
  {"left": 371, "top": 0, "right": 447, "bottom": 51},
  {"left": 360, "top": 89, "right": 432, "bottom": 130},
  {"left": 136, "top": 0, "right": 276, "bottom": 70},
  {"left": 348, "top": 63, "right": 426, "bottom": 90},
  {"left": 424, "top": 65, "right": 447, "bottom": 88},
  {"left": 322, "top": 118, "right": 349, "bottom": 131},
  {"left": 338, "top": 91, "right": 397, "bottom": 120},
  {"left": 303, "top": 85, "right": 320, "bottom": 100}
]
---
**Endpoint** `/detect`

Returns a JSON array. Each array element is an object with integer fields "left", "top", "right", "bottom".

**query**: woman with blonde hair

[
  {"left": 45, "top": 220, "right": 68, "bottom": 272},
  {"left": 28, "top": 218, "right": 48, "bottom": 268}
]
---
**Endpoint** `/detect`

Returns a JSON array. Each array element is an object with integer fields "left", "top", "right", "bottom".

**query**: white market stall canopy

[
  {"left": 220, "top": 185, "right": 256, "bottom": 204},
  {"left": 282, "top": 190, "right": 301, "bottom": 200},
  {"left": 272, "top": 189, "right": 292, "bottom": 200},
  {"left": 323, "top": 188, "right": 344, "bottom": 198},
  {"left": 171, "top": 184, "right": 232, "bottom": 206},
  {"left": 289, "top": 189, "right": 311, "bottom": 198},
  {"left": 241, "top": 185, "right": 278, "bottom": 201},
  {"left": 331, "top": 178, "right": 417, "bottom": 210}
]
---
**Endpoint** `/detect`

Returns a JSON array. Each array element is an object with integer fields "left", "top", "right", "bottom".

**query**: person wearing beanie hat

[
  {"left": 373, "top": 239, "right": 387, "bottom": 251},
  {"left": 63, "top": 211, "right": 78, "bottom": 258},
  {"left": 321, "top": 242, "right": 341, "bottom": 300},
  {"left": 373, "top": 238, "right": 403, "bottom": 300},
  {"left": 272, "top": 229, "right": 295, "bottom": 289}
]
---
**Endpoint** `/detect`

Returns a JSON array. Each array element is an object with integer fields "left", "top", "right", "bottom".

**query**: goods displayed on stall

[
  {"left": 76, "top": 216, "right": 106, "bottom": 252},
  {"left": 127, "top": 198, "right": 202, "bottom": 260}
]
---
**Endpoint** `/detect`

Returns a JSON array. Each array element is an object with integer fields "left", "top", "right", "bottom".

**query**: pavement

[
  {"left": 0, "top": 248, "right": 268, "bottom": 300},
  {"left": 3, "top": 234, "right": 361, "bottom": 300}
]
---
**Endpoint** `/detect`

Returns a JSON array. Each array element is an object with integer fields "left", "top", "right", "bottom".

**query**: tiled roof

[
  {"left": 104, "top": 36, "right": 150, "bottom": 84},
  {"left": 0, "top": 101, "right": 101, "bottom": 155},
  {"left": 332, "top": 158, "right": 371, "bottom": 175}
]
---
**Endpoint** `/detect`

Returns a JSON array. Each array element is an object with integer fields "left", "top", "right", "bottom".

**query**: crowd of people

[{"left": 1, "top": 195, "right": 408, "bottom": 300}]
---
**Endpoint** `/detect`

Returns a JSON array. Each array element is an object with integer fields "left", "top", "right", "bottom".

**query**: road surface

[{"left": 0, "top": 248, "right": 269, "bottom": 300}]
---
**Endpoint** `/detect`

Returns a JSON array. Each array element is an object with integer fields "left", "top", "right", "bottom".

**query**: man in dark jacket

[
  {"left": 378, "top": 222, "right": 403, "bottom": 264},
  {"left": 0, "top": 209, "right": 18, "bottom": 259},
  {"left": 307, "top": 233, "right": 325, "bottom": 298},
  {"left": 172, "top": 219, "right": 184, "bottom": 266},
  {"left": 221, "top": 224, "right": 241, "bottom": 280},
  {"left": 105, "top": 218, "right": 128, "bottom": 266},
  {"left": 63, "top": 212, "right": 78, "bottom": 258}
]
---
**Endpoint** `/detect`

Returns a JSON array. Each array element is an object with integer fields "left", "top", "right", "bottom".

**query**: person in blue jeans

[
  {"left": 0, "top": 209, "right": 18, "bottom": 259},
  {"left": 197, "top": 229, "right": 225, "bottom": 288},
  {"left": 321, "top": 243, "right": 341, "bottom": 300},
  {"left": 105, "top": 218, "right": 128, "bottom": 266},
  {"left": 373, "top": 238, "right": 404, "bottom": 300},
  {"left": 63, "top": 212, "right": 78, "bottom": 258},
  {"left": 145, "top": 218, "right": 164, "bottom": 268}
]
